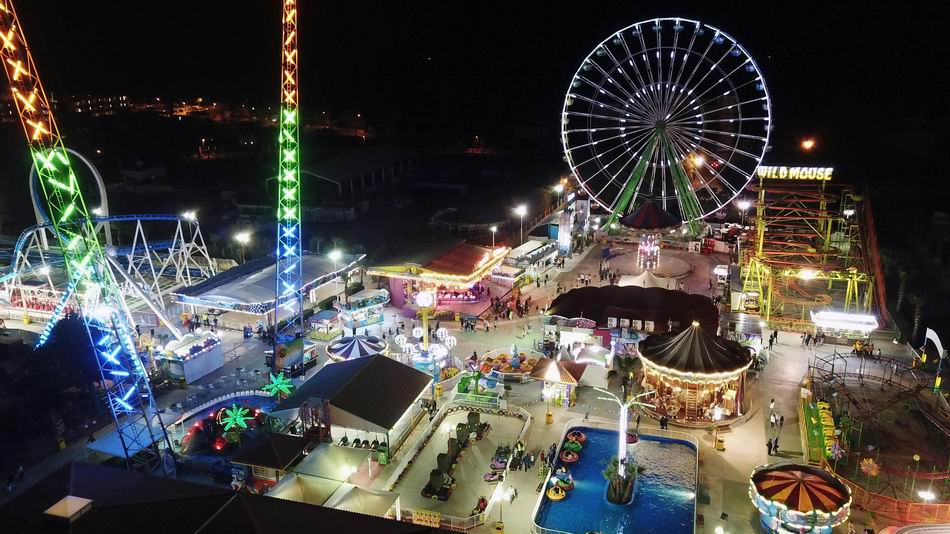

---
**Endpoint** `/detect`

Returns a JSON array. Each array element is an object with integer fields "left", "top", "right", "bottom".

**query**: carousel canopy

[
  {"left": 752, "top": 464, "right": 850, "bottom": 514},
  {"left": 619, "top": 199, "right": 681, "bottom": 231},
  {"left": 639, "top": 322, "right": 752, "bottom": 377},
  {"left": 328, "top": 336, "right": 386, "bottom": 360}
]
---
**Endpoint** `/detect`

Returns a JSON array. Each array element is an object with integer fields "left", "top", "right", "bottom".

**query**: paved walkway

[{"left": 3, "top": 241, "right": 912, "bottom": 532}]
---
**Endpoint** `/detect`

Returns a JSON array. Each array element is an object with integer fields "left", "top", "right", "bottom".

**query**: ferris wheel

[{"left": 562, "top": 18, "right": 772, "bottom": 228}]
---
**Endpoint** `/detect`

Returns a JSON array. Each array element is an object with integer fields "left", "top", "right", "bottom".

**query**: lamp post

[
  {"left": 414, "top": 291, "right": 439, "bottom": 397},
  {"left": 801, "top": 138, "right": 816, "bottom": 152},
  {"left": 736, "top": 199, "right": 751, "bottom": 228},
  {"left": 594, "top": 387, "right": 654, "bottom": 476},
  {"left": 489, "top": 225, "right": 497, "bottom": 248},
  {"left": 514, "top": 204, "right": 527, "bottom": 244},
  {"left": 553, "top": 183, "right": 564, "bottom": 208},
  {"left": 328, "top": 249, "right": 343, "bottom": 299},
  {"left": 234, "top": 231, "right": 251, "bottom": 264}
]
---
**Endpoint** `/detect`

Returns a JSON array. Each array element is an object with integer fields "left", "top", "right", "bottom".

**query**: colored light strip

[
  {"left": 0, "top": 0, "right": 169, "bottom": 469},
  {"left": 273, "top": 0, "right": 304, "bottom": 356}
]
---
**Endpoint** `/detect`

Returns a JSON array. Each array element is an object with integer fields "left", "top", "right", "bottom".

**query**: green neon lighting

[
  {"left": 603, "top": 134, "right": 657, "bottom": 230},
  {"left": 59, "top": 203, "right": 75, "bottom": 222},
  {"left": 221, "top": 404, "right": 253, "bottom": 431},
  {"left": 262, "top": 372, "right": 293, "bottom": 397}
]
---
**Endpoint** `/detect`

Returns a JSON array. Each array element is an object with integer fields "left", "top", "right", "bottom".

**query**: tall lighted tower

[
  {"left": 0, "top": 0, "right": 171, "bottom": 470},
  {"left": 273, "top": 0, "right": 304, "bottom": 365}
]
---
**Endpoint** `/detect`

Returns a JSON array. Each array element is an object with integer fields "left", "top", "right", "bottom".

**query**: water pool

[{"left": 534, "top": 426, "right": 696, "bottom": 534}]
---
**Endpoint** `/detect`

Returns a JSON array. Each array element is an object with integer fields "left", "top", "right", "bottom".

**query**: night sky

[{"left": 8, "top": 1, "right": 950, "bottom": 188}]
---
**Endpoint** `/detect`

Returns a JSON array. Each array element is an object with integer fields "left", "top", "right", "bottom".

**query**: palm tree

[{"left": 602, "top": 456, "right": 641, "bottom": 504}]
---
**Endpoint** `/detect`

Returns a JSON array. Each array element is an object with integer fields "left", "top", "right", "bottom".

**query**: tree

[{"left": 602, "top": 456, "right": 641, "bottom": 504}]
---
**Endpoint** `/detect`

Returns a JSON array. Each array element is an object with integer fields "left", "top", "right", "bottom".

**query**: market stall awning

[
  {"left": 638, "top": 322, "right": 753, "bottom": 377},
  {"left": 291, "top": 445, "right": 373, "bottom": 482},
  {"left": 751, "top": 463, "right": 850, "bottom": 514}
]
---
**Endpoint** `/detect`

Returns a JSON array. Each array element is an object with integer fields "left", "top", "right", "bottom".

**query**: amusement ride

[{"left": 561, "top": 18, "right": 772, "bottom": 233}]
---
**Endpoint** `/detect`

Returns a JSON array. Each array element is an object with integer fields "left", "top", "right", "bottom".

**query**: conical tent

[
  {"left": 638, "top": 322, "right": 752, "bottom": 378},
  {"left": 327, "top": 335, "right": 386, "bottom": 361},
  {"left": 619, "top": 199, "right": 682, "bottom": 232}
]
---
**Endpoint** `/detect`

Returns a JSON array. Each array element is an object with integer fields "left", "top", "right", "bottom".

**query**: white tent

[
  {"left": 269, "top": 473, "right": 342, "bottom": 505},
  {"left": 292, "top": 444, "right": 374, "bottom": 482},
  {"left": 618, "top": 270, "right": 679, "bottom": 290},
  {"left": 323, "top": 483, "right": 401, "bottom": 518}
]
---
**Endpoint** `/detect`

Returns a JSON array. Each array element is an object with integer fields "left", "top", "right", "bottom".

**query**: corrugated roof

[
  {"left": 277, "top": 355, "right": 431, "bottom": 431},
  {"left": 229, "top": 432, "right": 312, "bottom": 470},
  {"left": 424, "top": 242, "right": 493, "bottom": 276}
]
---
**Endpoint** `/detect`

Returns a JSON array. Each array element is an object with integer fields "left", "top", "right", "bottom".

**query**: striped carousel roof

[
  {"left": 752, "top": 464, "right": 850, "bottom": 514},
  {"left": 638, "top": 322, "right": 752, "bottom": 376},
  {"left": 327, "top": 336, "right": 386, "bottom": 360}
]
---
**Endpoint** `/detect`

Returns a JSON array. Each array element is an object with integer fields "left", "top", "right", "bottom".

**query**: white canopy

[
  {"left": 291, "top": 444, "right": 373, "bottom": 482},
  {"left": 324, "top": 483, "right": 401, "bottom": 518},
  {"left": 269, "top": 473, "right": 342, "bottom": 505},
  {"left": 618, "top": 270, "right": 679, "bottom": 290}
]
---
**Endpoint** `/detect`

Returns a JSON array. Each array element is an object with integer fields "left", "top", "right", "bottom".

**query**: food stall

[
  {"left": 334, "top": 289, "right": 390, "bottom": 330},
  {"left": 309, "top": 309, "right": 342, "bottom": 341},
  {"left": 160, "top": 330, "right": 224, "bottom": 383}
]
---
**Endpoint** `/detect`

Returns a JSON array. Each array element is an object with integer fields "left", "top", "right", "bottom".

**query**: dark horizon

[{"left": 6, "top": 1, "right": 946, "bottom": 189}]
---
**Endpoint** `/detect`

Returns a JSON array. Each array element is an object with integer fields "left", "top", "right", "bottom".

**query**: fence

[
  {"left": 826, "top": 459, "right": 950, "bottom": 524},
  {"left": 167, "top": 390, "right": 272, "bottom": 445},
  {"left": 530, "top": 417, "right": 700, "bottom": 534},
  {"left": 385, "top": 401, "right": 530, "bottom": 531}
]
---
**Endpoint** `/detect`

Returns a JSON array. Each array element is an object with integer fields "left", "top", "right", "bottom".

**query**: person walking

[
  {"left": 636, "top": 413, "right": 641, "bottom": 430},
  {"left": 766, "top": 439, "right": 773, "bottom": 456},
  {"left": 769, "top": 398, "right": 775, "bottom": 411},
  {"left": 768, "top": 336, "right": 774, "bottom": 351},
  {"left": 773, "top": 436, "right": 780, "bottom": 452},
  {"left": 779, "top": 415, "right": 785, "bottom": 428},
  {"left": 769, "top": 413, "right": 776, "bottom": 428}
]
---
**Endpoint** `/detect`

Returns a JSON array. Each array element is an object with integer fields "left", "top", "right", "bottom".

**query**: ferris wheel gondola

[{"left": 561, "top": 18, "right": 772, "bottom": 231}]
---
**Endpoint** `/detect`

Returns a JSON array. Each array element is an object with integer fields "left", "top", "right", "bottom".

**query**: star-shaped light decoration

[
  {"left": 860, "top": 457, "right": 880, "bottom": 477},
  {"left": 221, "top": 404, "right": 253, "bottom": 432},
  {"left": 262, "top": 372, "right": 293, "bottom": 398}
]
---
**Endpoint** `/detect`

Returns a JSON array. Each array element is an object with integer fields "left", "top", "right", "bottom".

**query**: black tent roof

[
  {"left": 229, "top": 432, "right": 312, "bottom": 470},
  {"left": 277, "top": 355, "right": 431, "bottom": 431},
  {"left": 547, "top": 285, "right": 719, "bottom": 334},
  {"left": 639, "top": 322, "right": 753, "bottom": 376},
  {"left": 620, "top": 199, "right": 682, "bottom": 231},
  {"left": 0, "top": 462, "right": 449, "bottom": 534}
]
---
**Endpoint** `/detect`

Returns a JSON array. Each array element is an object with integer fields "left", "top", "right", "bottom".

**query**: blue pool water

[{"left": 535, "top": 427, "right": 696, "bottom": 534}]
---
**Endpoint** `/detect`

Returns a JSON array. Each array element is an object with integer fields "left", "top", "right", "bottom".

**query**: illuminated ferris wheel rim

[{"left": 561, "top": 17, "right": 772, "bottom": 223}]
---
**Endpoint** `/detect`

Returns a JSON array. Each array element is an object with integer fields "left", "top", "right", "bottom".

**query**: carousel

[
  {"left": 637, "top": 321, "right": 752, "bottom": 426},
  {"left": 618, "top": 199, "right": 683, "bottom": 271},
  {"left": 749, "top": 463, "right": 851, "bottom": 534},
  {"left": 326, "top": 335, "right": 388, "bottom": 362}
]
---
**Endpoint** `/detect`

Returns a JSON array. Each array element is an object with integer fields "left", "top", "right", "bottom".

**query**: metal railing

[
  {"left": 529, "top": 417, "right": 700, "bottom": 534},
  {"left": 384, "top": 401, "right": 531, "bottom": 531}
]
